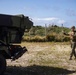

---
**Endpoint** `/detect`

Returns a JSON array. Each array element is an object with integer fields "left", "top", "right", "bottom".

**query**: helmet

[{"left": 71, "top": 26, "right": 75, "bottom": 29}]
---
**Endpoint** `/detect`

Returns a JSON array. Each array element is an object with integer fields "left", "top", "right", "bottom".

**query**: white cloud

[
  {"left": 57, "top": 20, "right": 66, "bottom": 24},
  {"left": 32, "top": 17, "right": 66, "bottom": 26},
  {"left": 32, "top": 17, "right": 58, "bottom": 21}
]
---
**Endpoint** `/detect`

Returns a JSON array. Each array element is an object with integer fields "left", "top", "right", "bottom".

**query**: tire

[{"left": 0, "top": 54, "right": 6, "bottom": 75}]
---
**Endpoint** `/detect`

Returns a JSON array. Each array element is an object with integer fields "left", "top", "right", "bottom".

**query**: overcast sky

[{"left": 0, "top": 0, "right": 76, "bottom": 27}]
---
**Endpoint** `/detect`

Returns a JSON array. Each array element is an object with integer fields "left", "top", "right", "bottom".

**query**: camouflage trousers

[{"left": 70, "top": 42, "right": 76, "bottom": 59}]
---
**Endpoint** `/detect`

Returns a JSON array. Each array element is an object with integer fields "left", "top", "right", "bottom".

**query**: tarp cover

[{"left": 0, "top": 14, "right": 33, "bottom": 44}]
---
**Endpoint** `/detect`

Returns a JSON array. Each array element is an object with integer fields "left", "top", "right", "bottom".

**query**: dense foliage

[{"left": 23, "top": 25, "right": 70, "bottom": 42}]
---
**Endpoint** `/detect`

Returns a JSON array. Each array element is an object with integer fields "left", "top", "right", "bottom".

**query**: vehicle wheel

[{"left": 0, "top": 54, "right": 6, "bottom": 75}]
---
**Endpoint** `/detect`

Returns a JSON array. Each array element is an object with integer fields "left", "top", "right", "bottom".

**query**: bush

[
  {"left": 22, "top": 35, "right": 46, "bottom": 42},
  {"left": 22, "top": 36, "right": 30, "bottom": 42},
  {"left": 22, "top": 34, "right": 70, "bottom": 42},
  {"left": 30, "top": 36, "right": 46, "bottom": 42},
  {"left": 55, "top": 35, "right": 63, "bottom": 42},
  {"left": 46, "top": 34, "right": 55, "bottom": 42},
  {"left": 63, "top": 36, "right": 70, "bottom": 42}
]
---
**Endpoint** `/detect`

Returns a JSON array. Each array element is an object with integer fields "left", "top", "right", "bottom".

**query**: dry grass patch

[{"left": 6, "top": 42, "right": 76, "bottom": 75}]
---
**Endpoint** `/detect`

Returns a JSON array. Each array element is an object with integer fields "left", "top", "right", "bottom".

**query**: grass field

[{"left": 5, "top": 42, "right": 76, "bottom": 75}]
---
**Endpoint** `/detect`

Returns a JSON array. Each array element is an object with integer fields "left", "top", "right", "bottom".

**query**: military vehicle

[{"left": 0, "top": 14, "right": 33, "bottom": 75}]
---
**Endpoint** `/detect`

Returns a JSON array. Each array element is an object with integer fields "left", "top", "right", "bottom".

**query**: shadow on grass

[{"left": 5, "top": 65, "right": 76, "bottom": 75}]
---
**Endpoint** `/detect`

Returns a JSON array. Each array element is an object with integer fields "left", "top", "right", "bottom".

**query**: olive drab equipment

[{"left": 0, "top": 14, "right": 33, "bottom": 75}]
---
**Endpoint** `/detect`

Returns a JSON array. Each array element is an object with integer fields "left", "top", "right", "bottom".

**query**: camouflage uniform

[
  {"left": 64, "top": 26, "right": 76, "bottom": 60},
  {"left": 69, "top": 31, "right": 76, "bottom": 60}
]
